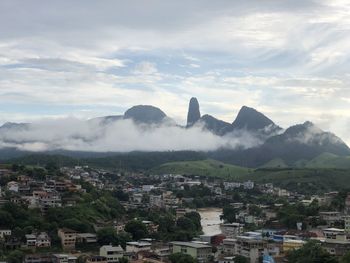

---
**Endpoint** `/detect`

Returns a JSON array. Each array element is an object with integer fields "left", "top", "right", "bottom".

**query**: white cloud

[
  {"left": 0, "top": 118, "right": 262, "bottom": 152},
  {"left": 1, "top": 0, "right": 350, "bottom": 146}
]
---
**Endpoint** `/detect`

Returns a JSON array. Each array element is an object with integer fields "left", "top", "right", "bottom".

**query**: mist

[{"left": 0, "top": 118, "right": 263, "bottom": 152}]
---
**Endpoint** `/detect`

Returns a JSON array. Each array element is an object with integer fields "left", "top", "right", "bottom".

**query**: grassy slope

[
  {"left": 151, "top": 158, "right": 350, "bottom": 193},
  {"left": 304, "top": 152, "right": 350, "bottom": 169},
  {"left": 260, "top": 158, "right": 288, "bottom": 168},
  {"left": 242, "top": 168, "right": 350, "bottom": 193},
  {"left": 150, "top": 159, "right": 252, "bottom": 179}
]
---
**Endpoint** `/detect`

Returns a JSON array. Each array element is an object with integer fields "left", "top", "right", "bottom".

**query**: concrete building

[
  {"left": 100, "top": 245, "right": 124, "bottom": 263},
  {"left": 57, "top": 228, "right": 77, "bottom": 251},
  {"left": 283, "top": 239, "right": 305, "bottom": 252},
  {"left": 320, "top": 212, "right": 342, "bottom": 226},
  {"left": 220, "top": 223, "right": 244, "bottom": 238},
  {"left": 149, "top": 195, "right": 163, "bottom": 208},
  {"left": 235, "top": 236, "right": 265, "bottom": 263},
  {"left": 126, "top": 241, "right": 151, "bottom": 253},
  {"left": 86, "top": 256, "right": 107, "bottom": 263},
  {"left": 323, "top": 228, "right": 350, "bottom": 256},
  {"left": 52, "top": 254, "right": 77, "bottom": 263},
  {"left": 170, "top": 241, "right": 212, "bottom": 263},
  {"left": 0, "top": 229, "right": 11, "bottom": 239}
]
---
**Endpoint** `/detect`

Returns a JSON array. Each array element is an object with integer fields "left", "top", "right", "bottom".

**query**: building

[
  {"left": 126, "top": 241, "right": 151, "bottom": 253},
  {"left": 283, "top": 239, "right": 305, "bottom": 252},
  {"left": 149, "top": 195, "right": 163, "bottom": 208},
  {"left": 220, "top": 223, "right": 244, "bottom": 238},
  {"left": 222, "top": 239, "right": 237, "bottom": 255},
  {"left": 86, "top": 256, "right": 107, "bottom": 263},
  {"left": 344, "top": 216, "right": 350, "bottom": 233},
  {"left": 243, "top": 181, "right": 254, "bottom": 190},
  {"left": 235, "top": 236, "right": 265, "bottom": 263},
  {"left": 170, "top": 241, "right": 212, "bottom": 263},
  {"left": 0, "top": 229, "right": 12, "bottom": 240},
  {"left": 24, "top": 254, "right": 53, "bottom": 263},
  {"left": 345, "top": 194, "right": 350, "bottom": 215},
  {"left": 76, "top": 233, "right": 97, "bottom": 244},
  {"left": 52, "top": 254, "right": 77, "bottom": 263},
  {"left": 320, "top": 212, "right": 342, "bottom": 226},
  {"left": 57, "top": 228, "right": 77, "bottom": 251},
  {"left": 323, "top": 228, "right": 350, "bottom": 256},
  {"left": 100, "top": 245, "right": 125, "bottom": 263},
  {"left": 26, "top": 234, "right": 37, "bottom": 247}
]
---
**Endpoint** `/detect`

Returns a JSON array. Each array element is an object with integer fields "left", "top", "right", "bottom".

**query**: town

[{"left": 1, "top": 163, "right": 350, "bottom": 263}]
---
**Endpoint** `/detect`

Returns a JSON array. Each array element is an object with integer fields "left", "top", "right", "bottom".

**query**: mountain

[
  {"left": 230, "top": 106, "right": 281, "bottom": 134},
  {"left": 265, "top": 121, "right": 349, "bottom": 156},
  {"left": 198, "top": 114, "right": 232, "bottom": 136},
  {"left": 123, "top": 105, "right": 167, "bottom": 124},
  {"left": 186, "top": 97, "right": 201, "bottom": 127},
  {"left": 89, "top": 115, "right": 123, "bottom": 125},
  {"left": 0, "top": 122, "right": 29, "bottom": 131},
  {"left": 211, "top": 121, "right": 350, "bottom": 167}
]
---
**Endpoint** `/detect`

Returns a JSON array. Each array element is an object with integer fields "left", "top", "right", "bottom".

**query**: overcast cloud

[{"left": 1, "top": 0, "right": 350, "bottom": 145}]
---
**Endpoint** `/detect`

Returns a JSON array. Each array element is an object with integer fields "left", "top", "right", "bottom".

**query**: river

[{"left": 198, "top": 207, "right": 223, "bottom": 236}]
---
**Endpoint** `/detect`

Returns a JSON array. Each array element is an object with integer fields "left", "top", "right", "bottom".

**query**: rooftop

[{"left": 170, "top": 241, "right": 211, "bottom": 249}]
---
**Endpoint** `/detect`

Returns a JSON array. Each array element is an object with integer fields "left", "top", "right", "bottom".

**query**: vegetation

[
  {"left": 168, "top": 253, "right": 197, "bottom": 263},
  {"left": 286, "top": 241, "right": 338, "bottom": 263},
  {"left": 151, "top": 159, "right": 251, "bottom": 178}
]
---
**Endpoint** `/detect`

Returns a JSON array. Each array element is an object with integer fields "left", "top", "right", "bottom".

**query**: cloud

[
  {"left": 1, "top": 0, "right": 350, "bottom": 146},
  {"left": 0, "top": 118, "right": 263, "bottom": 152},
  {"left": 133, "top": 61, "right": 158, "bottom": 75}
]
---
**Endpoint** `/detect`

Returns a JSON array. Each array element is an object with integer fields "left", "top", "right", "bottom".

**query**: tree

[
  {"left": 168, "top": 253, "right": 197, "bottom": 263},
  {"left": 118, "top": 257, "right": 129, "bottom": 263},
  {"left": 97, "top": 227, "right": 119, "bottom": 245},
  {"left": 177, "top": 216, "right": 195, "bottom": 231},
  {"left": 124, "top": 220, "right": 148, "bottom": 240},
  {"left": 286, "top": 241, "right": 338, "bottom": 263},
  {"left": 221, "top": 206, "right": 237, "bottom": 223},
  {"left": 234, "top": 255, "right": 249, "bottom": 263},
  {"left": 184, "top": 212, "right": 202, "bottom": 232},
  {"left": 340, "top": 251, "right": 350, "bottom": 263},
  {"left": 6, "top": 250, "right": 24, "bottom": 263}
]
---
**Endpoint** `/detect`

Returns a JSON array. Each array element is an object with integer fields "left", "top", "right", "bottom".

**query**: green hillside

[
  {"left": 150, "top": 159, "right": 252, "bottom": 179},
  {"left": 261, "top": 158, "right": 288, "bottom": 168},
  {"left": 304, "top": 152, "right": 350, "bottom": 169},
  {"left": 243, "top": 168, "right": 350, "bottom": 194}
]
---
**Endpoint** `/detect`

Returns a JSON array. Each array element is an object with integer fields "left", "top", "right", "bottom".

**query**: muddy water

[{"left": 198, "top": 207, "right": 223, "bottom": 235}]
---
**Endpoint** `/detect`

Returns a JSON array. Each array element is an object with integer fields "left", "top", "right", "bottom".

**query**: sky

[{"left": 1, "top": 0, "right": 350, "bottom": 143}]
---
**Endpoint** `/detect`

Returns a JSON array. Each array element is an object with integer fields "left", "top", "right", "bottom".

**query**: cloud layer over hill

[{"left": 0, "top": 118, "right": 262, "bottom": 152}]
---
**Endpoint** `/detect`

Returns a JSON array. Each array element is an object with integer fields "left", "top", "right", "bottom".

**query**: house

[
  {"left": 220, "top": 223, "right": 244, "bottom": 238},
  {"left": 126, "top": 241, "right": 151, "bottom": 253},
  {"left": 149, "top": 195, "right": 163, "bottom": 208},
  {"left": 283, "top": 239, "right": 305, "bottom": 252},
  {"left": 0, "top": 229, "right": 11, "bottom": 239},
  {"left": 222, "top": 239, "right": 237, "bottom": 255},
  {"left": 24, "top": 254, "right": 53, "bottom": 263},
  {"left": 36, "top": 232, "right": 51, "bottom": 247},
  {"left": 132, "top": 193, "right": 143, "bottom": 204},
  {"left": 52, "top": 254, "right": 77, "bottom": 263},
  {"left": 322, "top": 228, "right": 350, "bottom": 256},
  {"left": 235, "top": 236, "right": 265, "bottom": 263},
  {"left": 344, "top": 215, "right": 350, "bottom": 233},
  {"left": 26, "top": 234, "right": 37, "bottom": 247},
  {"left": 7, "top": 181, "right": 19, "bottom": 192},
  {"left": 319, "top": 212, "right": 342, "bottom": 226},
  {"left": 170, "top": 241, "right": 212, "bottom": 263},
  {"left": 86, "top": 256, "right": 107, "bottom": 263},
  {"left": 57, "top": 228, "right": 77, "bottom": 251},
  {"left": 100, "top": 245, "right": 125, "bottom": 263},
  {"left": 76, "top": 233, "right": 97, "bottom": 244},
  {"left": 218, "top": 257, "right": 235, "bottom": 263}
]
